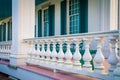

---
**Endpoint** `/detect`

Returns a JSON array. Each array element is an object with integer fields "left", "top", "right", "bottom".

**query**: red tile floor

[
  {"left": 0, "top": 59, "right": 110, "bottom": 80},
  {"left": 19, "top": 64, "right": 101, "bottom": 80}
]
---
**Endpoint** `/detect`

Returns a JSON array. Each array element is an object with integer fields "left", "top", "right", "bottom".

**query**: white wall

[
  {"left": 88, "top": 0, "right": 112, "bottom": 58},
  {"left": 88, "top": 0, "right": 110, "bottom": 32},
  {"left": 11, "top": 0, "right": 35, "bottom": 66}
]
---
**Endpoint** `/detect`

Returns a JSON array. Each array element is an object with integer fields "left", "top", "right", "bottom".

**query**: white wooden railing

[
  {"left": 24, "top": 31, "right": 119, "bottom": 80},
  {"left": 0, "top": 41, "right": 12, "bottom": 61}
]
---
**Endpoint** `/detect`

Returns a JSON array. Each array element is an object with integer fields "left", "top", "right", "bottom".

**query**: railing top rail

[
  {"left": 0, "top": 41, "right": 12, "bottom": 45},
  {"left": 24, "top": 30, "right": 119, "bottom": 42}
]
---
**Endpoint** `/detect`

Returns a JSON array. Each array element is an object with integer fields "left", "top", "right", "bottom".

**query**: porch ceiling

[{"left": 0, "top": 0, "right": 47, "bottom": 21}]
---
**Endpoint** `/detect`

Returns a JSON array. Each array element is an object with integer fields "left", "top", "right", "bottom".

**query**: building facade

[{"left": 0, "top": 0, "right": 120, "bottom": 80}]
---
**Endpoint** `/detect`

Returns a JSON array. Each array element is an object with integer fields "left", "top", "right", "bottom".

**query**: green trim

[
  {"left": 34, "top": 25, "right": 36, "bottom": 37},
  {"left": 38, "top": 9, "right": 42, "bottom": 37},
  {"left": 49, "top": 5, "right": 55, "bottom": 36},
  {"left": 61, "top": 0, "right": 67, "bottom": 35},
  {"left": 3, "top": 23, "right": 6, "bottom": 41},
  {"left": 80, "top": 0, "right": 88, "bottom": 33},
  {"left": 0, "top": 0, "right": 12, "bottom": 21},
  {"left": 8, "top": 21, "right": 12, "bottom": 41}
]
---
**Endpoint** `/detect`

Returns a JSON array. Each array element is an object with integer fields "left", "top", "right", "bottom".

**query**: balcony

[
  {"left": 0, "top": 41, "right": 11, "bottom": 62},
  {"left": 23, "top": 30, "right": 119, "bottom": 80}
]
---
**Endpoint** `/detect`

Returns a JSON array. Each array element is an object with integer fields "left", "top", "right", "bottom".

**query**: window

[
  {"left": 60, "top": 0, "right": 88, "bottom": 35},
  {"left": 44, "top": 9, "right": 49, "bottom": 36},
  {"left": 37, "top": 4, "right": 55, "bottom": 37},
  {"left": 69, "top": 0, "right": 80, "bottom": 34}
]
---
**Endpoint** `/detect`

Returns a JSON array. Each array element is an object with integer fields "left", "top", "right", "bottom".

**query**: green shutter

[
  {"left": 38, "top": 9, "right": 42, "bottom": 37},
  {"left": 80, "top": 0, "right": 88, "bottom": 33},
  {"left": 8, "top": 22, "right": 10, "bottom": 40},
  {"left": 1, "top": 25, "right": 3, "bottom": 41},
  {"left": 10, "top": 22, "right": 12, "bottom": 40},
  {"left": 34, "top": 25, "right": 36, "bottom": 37},
  {"left": 3, "top": 23, "right": 6, "bottom": 41},
  {"left": 61, "top": 0, "right": 67, "bottom": 35},
  {"left": 49, "top": 5, "right": 55, "bottom": 36},
  {"left": 8, "top": 21, "right": 12, "bottom": 41}
]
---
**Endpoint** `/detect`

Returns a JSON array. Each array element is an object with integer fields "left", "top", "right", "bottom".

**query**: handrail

[{"left": 24, "top": 30, "right": 119, "bottom": 80}]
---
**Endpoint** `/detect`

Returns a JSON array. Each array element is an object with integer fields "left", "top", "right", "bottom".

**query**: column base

[
  {"left": 10, "top": 54, "right": 27, "bottom": 66},
  {"left": 113, "top": 62, "right": 120, "bottom": 80}
]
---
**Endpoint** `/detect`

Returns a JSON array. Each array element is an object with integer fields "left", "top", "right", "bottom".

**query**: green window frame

[
  {"left": 44, "top": 9, "right": 49, "bottom": 37},
  {"left": 69, "top": 0, "right": 80, "bottom": 34}
]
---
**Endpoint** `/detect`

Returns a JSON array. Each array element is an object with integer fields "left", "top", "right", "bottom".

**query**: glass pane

[{"left": 69, "top": 0, "right": 80, "bottom": 34}]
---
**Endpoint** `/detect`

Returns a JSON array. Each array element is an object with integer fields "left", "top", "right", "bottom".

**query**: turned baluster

[
  {"left": 51, "top": 39, "right": 57, "bottom": 64},
  {"left": 27, "top": 41, "right": 32, "bottom": 63},
  {"left": 73, "top": 38, "right": 82, "bottom": 70},
  {"left": 45, "top": 40, "right": 51, "bottom": 64},
  {"left": 108, "top": 36, "right": 119, "bottom": 76},
  {"left": 83, "top": 38, "right": 92, "bottom": 71},
  {"left": 57, "top": 39, "right": 65, "bottom": 66},
  {"left": 64, "top": 39, "right": 73, "bottom": 67},
  {"left": 40, "top": 40, "right": 45, "bottom": 63},
  {"left": 31, "top": 41, "right": 37, "bottom": 64},
  {"left": 35, "top": 40, "right": 41, "bottom": 63},
  {"left": 94, "top": 37, "right": 105, "bottom": 74}
]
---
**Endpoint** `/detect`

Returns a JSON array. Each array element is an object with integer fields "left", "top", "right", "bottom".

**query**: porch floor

[
  {"left": 19, "top": 64, "right": 100, "bottom": 80},
  {"left": 0, "top": 60, "right": 110, "bottom": 80}
]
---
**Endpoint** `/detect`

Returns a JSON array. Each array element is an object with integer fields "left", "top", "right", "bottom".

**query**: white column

[
  {"left": 11, "top": 0, "right": 35, "bottom": 66},
  {"left": 110, "top": 0, "right": 118, "bottom": 30},
  {"left": 55, "top": 1, "right": 61, "bottom": 35},
  {"left": 113, "top": 1, "right": 120, "bottom": 79},
  {"left": 5, "top": 21, "right": 8, "bottom": 41},
  {"left": 66, "top": 0, "right": 69, "bottom": 34}
]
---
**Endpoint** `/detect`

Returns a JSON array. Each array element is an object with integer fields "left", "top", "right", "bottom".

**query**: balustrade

[
  {"left": 0, "top": 41, "right": 11, "bottom": 61},
  {"left": 24, "top": 31, "right": 119, "bottom": 80}
]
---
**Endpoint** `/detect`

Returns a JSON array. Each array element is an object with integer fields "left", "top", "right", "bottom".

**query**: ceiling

[{"left": 0, "top": 0, "right": 47, "bottom": 21}]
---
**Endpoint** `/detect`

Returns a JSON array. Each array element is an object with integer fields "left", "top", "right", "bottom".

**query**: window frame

[
  {"left": 67, "top": 0, "right": 80, "bottom": 34},
  {"left": 42, "top": 7, "right": 49, "bottom": 37}
]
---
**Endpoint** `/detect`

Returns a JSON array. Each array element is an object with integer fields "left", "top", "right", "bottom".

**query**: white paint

[
  {"left": 88, "top": 0, "right": 110, "bottom": 32},
  {"left": 66, "top": 0, "right": 69, "bottom": 34},
  {"left": 110, "top": 0, "right": 118, "bottom": 30},
  {"left": 35, "top": 8, "right": 38, "bottom": 37},
  {"left": 6, "top": 21, "right": 8, "bottom": 41},
  {"left": 11, "top": 0, "right": 35, "bottom": 66},
  {"left": 54, "top": 1, "right": 61, "bottom": 35}
]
